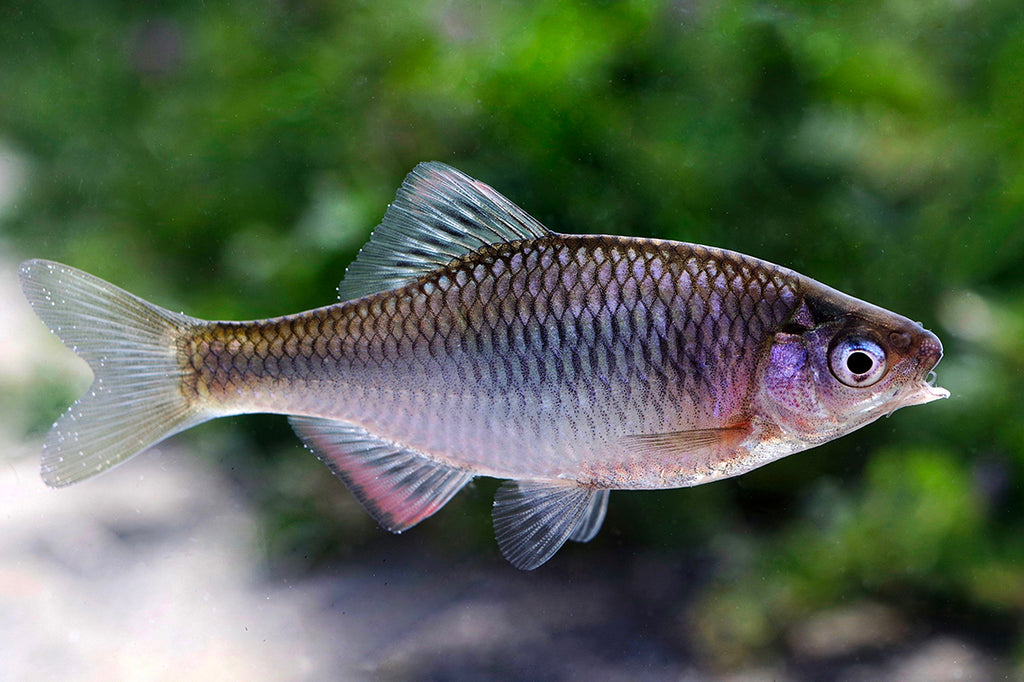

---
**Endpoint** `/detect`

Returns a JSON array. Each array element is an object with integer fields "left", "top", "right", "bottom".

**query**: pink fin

[
  {"left": 289, "top": 417, "right": 472, "bottom": 533},
  {"left": 492, "top": 481, "right": 607, "bottom": 570},
  {"left": 619, "top": 425, "right": 751, "bottom": 456}
]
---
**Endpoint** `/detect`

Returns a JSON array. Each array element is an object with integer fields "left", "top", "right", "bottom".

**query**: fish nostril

[{"left": 889, "top": 331, "right": 912, "bottom": 351}]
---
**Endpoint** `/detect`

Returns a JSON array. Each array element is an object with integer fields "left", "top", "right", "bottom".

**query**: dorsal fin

[{"left": 338, "top": 162, "right": 551, "bottom": 301}]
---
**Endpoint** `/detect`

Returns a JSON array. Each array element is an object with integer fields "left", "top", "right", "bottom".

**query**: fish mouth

[
  {"left": 889, "top": 372, "right": 948, "bottom": 412},
  {"left": 906, "top": 379, "right": 950, "bottom": 405},
  {"left": 898, "top": 332, "right": 950, "bottom": 407}
]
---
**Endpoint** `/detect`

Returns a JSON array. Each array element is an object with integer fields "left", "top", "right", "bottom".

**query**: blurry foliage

[{"left": 3, "top": 0, "right": 1024, "bottom": 671}]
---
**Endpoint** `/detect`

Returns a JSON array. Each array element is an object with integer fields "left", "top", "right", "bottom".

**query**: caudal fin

[{"left": 19, "top": 260, "right": 209, "bottom": 487}]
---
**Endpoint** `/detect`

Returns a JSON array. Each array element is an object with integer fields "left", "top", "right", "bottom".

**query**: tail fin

[{"left": 19, "top": 260, "right": 210, "bottom": 487}]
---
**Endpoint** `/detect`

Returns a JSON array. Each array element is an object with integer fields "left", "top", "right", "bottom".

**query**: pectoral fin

[
  {"left": 619, "top": 424, "right": 751, "bottom": 457},
  {"left": 290, "top": 416, "right": 472, "bottom": 533},
  {"left": 492, "top": 481, "right": 607, "bottom": 570}
]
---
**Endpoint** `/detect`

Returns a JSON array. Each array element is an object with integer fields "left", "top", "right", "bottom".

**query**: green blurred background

[{"left": 2, "top": 0, "right": 1023, "bottom": 673}]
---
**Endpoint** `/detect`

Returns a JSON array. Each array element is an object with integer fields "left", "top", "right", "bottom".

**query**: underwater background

[{"left": 1, "top": 1, "right": 1022, "bottom": 679}]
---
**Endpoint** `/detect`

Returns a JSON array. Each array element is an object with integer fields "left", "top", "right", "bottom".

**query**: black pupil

[{"left": 846, "top": 350, "right": 875, "bottom": 375}]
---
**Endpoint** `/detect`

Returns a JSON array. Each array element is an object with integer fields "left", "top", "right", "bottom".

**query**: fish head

[{"left": 756, "top": 290, "right": 948, "bottom": 447}]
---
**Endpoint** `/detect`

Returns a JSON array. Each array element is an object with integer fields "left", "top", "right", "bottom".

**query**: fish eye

[{"left": 829, "top": 336, "right": 887, "bottom": 387}]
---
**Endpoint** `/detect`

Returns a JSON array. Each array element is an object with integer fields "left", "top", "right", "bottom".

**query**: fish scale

[
  {"left": 177, "top": 235, "right": 798, "bottom": 488},
  {"left": 19, "top": 161, "right": 948, "bottom": 569}
]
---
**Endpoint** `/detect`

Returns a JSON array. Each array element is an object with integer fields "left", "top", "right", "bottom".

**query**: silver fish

[{"left": 19, "top": 162, "right": 948, "bottom": 569}]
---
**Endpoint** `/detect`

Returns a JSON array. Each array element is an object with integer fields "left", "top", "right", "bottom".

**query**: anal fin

[
  {"left": 289, "top": 416, "right": 472, "bottom": 533},
  {"left": 492, "top": 481, "right": 608, "bottom": 570}
]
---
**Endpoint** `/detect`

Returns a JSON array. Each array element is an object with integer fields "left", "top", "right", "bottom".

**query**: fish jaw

[
  {"left": 896, "top": 382, "right": 950, "bottom": 409},
  {"left": 891, "top": 330, "right": 950, "bottom": 409}
]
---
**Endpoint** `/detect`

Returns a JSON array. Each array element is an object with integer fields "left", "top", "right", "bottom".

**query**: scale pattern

[{"left": 182, "top": 234, "right": 802, "bottom": 482}]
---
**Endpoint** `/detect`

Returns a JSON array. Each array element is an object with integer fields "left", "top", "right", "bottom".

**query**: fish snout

[
  {"left": 901, "top": 328, "right": 949, "bottom": 405},
  {"left": 915, "top": 329, "right": 944, "bottom": 374}
]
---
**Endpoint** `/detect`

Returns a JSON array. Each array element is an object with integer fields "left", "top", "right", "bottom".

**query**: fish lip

[
  {"left": 913, "top": 383, "right": 950, "bottom": 404},
  {"left": 887, "top": 380, "right": 949, "bottom": 415},
  {"left": 922, "top": 365, "right": 950, "bottom": 401},
  {"left": 889, "top": 331, "right": 949, "bottom": 409},
  {"left": 898, "top": 365, "right": 950, "bottom": 409}
]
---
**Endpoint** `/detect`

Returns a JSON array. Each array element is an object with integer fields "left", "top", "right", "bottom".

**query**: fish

[{"left": 19, "top": 162, "right": 949, "bottom": 569}]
